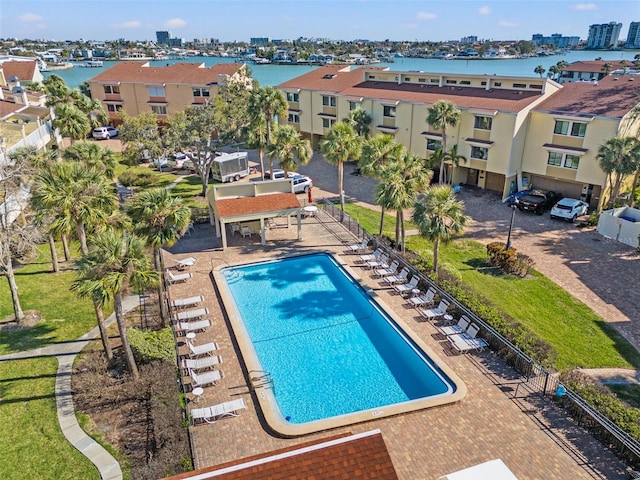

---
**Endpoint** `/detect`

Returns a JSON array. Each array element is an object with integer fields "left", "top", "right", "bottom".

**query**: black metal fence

[{"left": 321, "top": 198, "right": 640, "bottom": 469}]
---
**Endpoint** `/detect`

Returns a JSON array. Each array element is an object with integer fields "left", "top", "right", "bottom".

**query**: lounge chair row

[
  {"left": 166, "top": 269, "right": 192, "bottom": 284},
  {"left": 191, "top": 398, "right": 247, "bottom": 424}
]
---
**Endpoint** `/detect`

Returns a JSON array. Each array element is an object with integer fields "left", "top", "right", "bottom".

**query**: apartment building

[
  {"left": 278, "top": 65, "right": 640, "bottom": 210},
  {"left": 557, "top": 60, "right": 631, "bottom": 84},
  {"left": 586, "top": 22, "right": 623, "bottom": 49},
  {"left": 88, "top": 61, "right": 247, "bottom": 125}
]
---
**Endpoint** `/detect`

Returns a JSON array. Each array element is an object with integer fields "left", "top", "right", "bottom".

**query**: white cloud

[
  {"left": 416, "top": 11, "right": 437, "bottom": 21},
  {"left": 166, "top": 18, "right": 187, "bottom": 28},
  {"left": 478, "top": 6, "right": 491, "bottom": 15},
  {"left": 498, "top": 21, "right": 518, "bottom": 27},
  {"left": 570, "top": 3, "right": 597, "bottom": 10},
  {"left": 19, "top": 13, "right": 43, "bottom": 22}
]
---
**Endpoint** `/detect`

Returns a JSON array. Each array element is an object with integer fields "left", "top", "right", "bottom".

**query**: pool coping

[{"left": 212, "top": 250, "right": 467, "bottom": 437}]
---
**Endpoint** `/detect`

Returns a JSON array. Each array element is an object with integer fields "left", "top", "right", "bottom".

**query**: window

[
  {"left": 445, "top": 79, "right": 458, "bottom": 85},
  {"left": 493, "top": 82, "right": 502, "bottom": 87},
  {"left": 430, "top": 78, "right": 439, "bottom": 83},
  {"left": 104, "top": 85, "right": 120, "bottom": 94},
  {"left": 383, "top": 105, "right": 396, "bottom": 118},
  {"left": 554, "top": 120, "right": 586, "bottom": 137},
  {"left": 287, "top": 92, "right": 299, "bottom": 102},
  {"left": 322, "top": 118, "right": 336, "bottom": 128},
  {"left": 418, "top": 78, "right": 426, "bottom": 83},
  {"left": 150, "top": 105, "right": 167, "bottom": 115},
  {"left": 192, "top": 87, "right": 210, "bottom": 97},
  {"left": 349, "top": 101, "right": 361, "bottom": 111},
  {"left": 404, "top": 77, "right": 411, "bottom": 82},
  {"left": 460, "top": 80, "right": 471, "bottom": 85},
  {"left": 147, "top": 85, "right": 165, "bottom": 97},
  {"left": 470, "top": 146, "right": 488, "bottom": 160},
  {"left": 547, "top": 152, "right": 580, "bottom": 169},
  {"left": 474, "top": 116, "right": 493, "bottom": 130},
  {"left": 512, "top": 83, "right": 527, "bottom": 88},
  {"left": 288, "top": 113, "right": 300, "bottom": 123},
  {"left": 106, "top": 104, "right": 123, "bottom": 113},
  {"left": 322, "top": 95, "right": 336, "bottom": 107},
  {"left": 426, "top": 138, "right": 442, "bottom": 151}
]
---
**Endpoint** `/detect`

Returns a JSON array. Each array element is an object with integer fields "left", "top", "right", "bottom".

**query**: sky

[{"left": 0, "top": 0, "right": 638, "bottom": 43}]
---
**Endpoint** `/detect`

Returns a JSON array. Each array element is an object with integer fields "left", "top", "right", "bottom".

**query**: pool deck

[{"left": 165, "top": 212, "right": 630, "bottom": 479}]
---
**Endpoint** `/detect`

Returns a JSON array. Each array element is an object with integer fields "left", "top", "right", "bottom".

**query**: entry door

[{"left": 466, "top": 168, "right": 479, "bottom": 186}]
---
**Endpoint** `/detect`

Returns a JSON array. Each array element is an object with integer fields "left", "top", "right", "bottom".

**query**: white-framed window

[
  {"left": 349, "top": 101, "right": 361, "bottom": 111},
  {"left": 474, "top": 116, "right": 492, "bottom": 130},
  {"left": 288, "top": 113, "right": 300, "bottom": 124},
  {"left": 104, "top": 85, "right": 120, "bottom": 94},
  {"left": 150, "top": 105, "right": 167, "bottom": 115},
  {"left": 322, "top": 95, "right": 336, "bottom": 107},
  {"left": 192, "top": 87, "right": 210, "bottom": 97},
  {"left": 470, "top": 146, "right": 488, "bottom": 160},
  {"left": 322, "top": 118, "right": 336, "bottom": 128},
  {"left": 547, "top": 152, "right": 580, "bottom": 169},
  {"left": 287, "top": 92, "right": 299, "bottom": 102},
  {"left": 553, "top": 120, "right": 587, "bottom": 138},
  {"left": 106, "top": 104, "right": 123, "bottom": 113},
  {"left": 147, "top": 85, "right": 165, "bottom": 97},
  {"left": 383, "top": 105, "right": 396, "bottom": 118},
  {"left": 426, "top": 138, "right": 442, "bottom": 151}
]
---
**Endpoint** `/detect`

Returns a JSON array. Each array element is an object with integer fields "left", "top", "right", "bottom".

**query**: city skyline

[{"left": 0, "top": 0, "right": 638, "bottom": 44}]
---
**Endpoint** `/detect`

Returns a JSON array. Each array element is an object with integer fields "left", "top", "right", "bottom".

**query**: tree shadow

[{"left": 463, "top": 257, "right": 508, "bottom": 278}]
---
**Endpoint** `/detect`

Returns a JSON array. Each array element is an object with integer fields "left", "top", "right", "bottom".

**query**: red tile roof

[
  {"left": 0, "top": 60, "right": 38, "bottom": 82},
  {"left": 279, "top": 65, "right": 388, "bottom": 93},
  {"left": 534, "top": 75, "right": 640, "bottom": 118},
  {"left": 90, "top": 61, "right": 244, "bottom": 86},
  {"left": 216, "top": 193, "right": 301, "bottom": 217},
  {"left": 0, "top": 99, "right": 23, "bottom": 117},
  {"left": 562, "top": 60, "right": 630, "bottom": 74},
  {"left": 162, "top": 430, "right": 399, "bottom": 480}
]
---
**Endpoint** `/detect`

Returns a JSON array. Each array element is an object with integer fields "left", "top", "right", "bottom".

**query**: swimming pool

[{"left": 215, "top": 252, "right": 466, "bottom": 436}]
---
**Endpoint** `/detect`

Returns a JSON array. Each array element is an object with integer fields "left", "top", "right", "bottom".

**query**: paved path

[{"left": 0, "top": 295, "right": 139, "bottom": 480}]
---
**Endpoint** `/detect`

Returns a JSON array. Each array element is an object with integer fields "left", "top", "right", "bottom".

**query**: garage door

[
  {"left": 530, "top": 176, "right": 583, "bottom": 198},
  {"left": 484, "top": 172, "right": 505, "bottom": 192}
]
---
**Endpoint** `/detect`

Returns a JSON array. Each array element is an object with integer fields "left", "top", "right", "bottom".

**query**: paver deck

[{"left": 164, "top": 213, "right": 630, "bottom": 479}]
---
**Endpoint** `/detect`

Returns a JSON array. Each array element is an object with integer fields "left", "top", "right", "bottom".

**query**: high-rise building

[
  {"left": 156, "top": 31, "right": 172, "bottom": 45},
  {"left": 531, "top": 33, "right": 580, "bottom": 48},
  {"left": 625, "top": 21, "right": 640, "bottom": 48},
  {"left": 586, "top": 22, "right": 622, "bottom": 49},
  {"left": 250, "top": 37, "right": 270, "bottom": 46}
]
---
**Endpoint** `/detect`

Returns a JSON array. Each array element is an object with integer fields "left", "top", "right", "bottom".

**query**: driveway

[{"left": 297, "top": 152, "right": 640, "bottom": 353}]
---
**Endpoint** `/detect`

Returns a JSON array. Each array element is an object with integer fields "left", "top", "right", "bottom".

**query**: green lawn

[
  {"left": 344, "top": 203, "right": 640, "bottom": 371},
  {"left": 0, "top": 358, "right": 100, "bottom": 480}
]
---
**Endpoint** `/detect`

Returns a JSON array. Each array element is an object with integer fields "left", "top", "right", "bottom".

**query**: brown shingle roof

[
  {"left": 0, "top": 60, "right": 37, "bottom": 83},
  {"left": 534, "top": 75, "right": 640, "bottom": 118},
  {"left": 562, "top": 60, "right": 629, "bottom": 74},
  {"left": 0, "top": 98, "right": 23, "bottom": 118},
  {"left": 279, "top": 65, "right": 387, "bottom": 93},
  {"left": 216, "top": 193, "right": 301, "bottom": 217},
  {"left": 90, "top": 61, "right": 244, "bottom": 86},
  {"left": 162, "top": 430, "right": 399, "bottom": 480}
]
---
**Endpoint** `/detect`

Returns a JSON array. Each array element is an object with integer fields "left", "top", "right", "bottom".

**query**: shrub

[
  {"left": 128, "top": 327, "right": 176, "bottom": 364},
  {"left": 118, "top": 169, "right": 157, "bottom": 187},
  {"left": 486, "top": 241, "right": 534, "bottom": 277}
]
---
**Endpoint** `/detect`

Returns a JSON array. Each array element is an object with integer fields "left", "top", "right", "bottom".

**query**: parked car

[
  {"left": 264, "top": 169, "right": 286, "bottom": 180},
  {"left": 167, "top": 152, "right": 189, "bottom": 169},
  {"left": 515, "top": 189, "right": 561, "bottom": 215},
  {"left": 291, "top": 174, "right": 313, "bottom": 193},
  {"left": 92, "top": 126, "right": 119, "bottom": 140},
  {"left": 550, "top": 198, "right": 589, "bottom": 222}
]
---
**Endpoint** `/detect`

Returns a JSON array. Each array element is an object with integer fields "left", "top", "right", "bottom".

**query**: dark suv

[{"left": 515, "top": 189, "right": 561, "bottom": 215}]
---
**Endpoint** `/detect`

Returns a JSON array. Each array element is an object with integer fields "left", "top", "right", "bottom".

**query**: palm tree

[
  {"left": 412, "top": 185, "right": 469, "bottom": 277},
  {"left": 320, "top": 121, "right": 362, "bottom": 221},
  {"left": 426, "top": 100, "right": 461, "bottom": 184},
  {"left": 72, "top": 230, "right": 158, "bottom": 379},
  {"left": 52, "top": 103, "right": 91, "bottom": 144},
  {"left": 70, "top": 277, "right": 113, "bottom": 362},
  {"left": 376, "top": 150, "right": 432, "bottom": 252},
  {"left": 601, "top": 62, "right": 613, "bottom": 75},
  {"left": 31, "top": 163, "right": 118, "bottom": 255},
  {"left": 62, "top": 141, "right": 117, "bottom": 178},
  {"left": 248, "top": 86, "right": 288, "bottom": 174},
  {"left": 534, "top": 65, "right": 546, "bottom": 78},
  {"left": 360, "top": 134, "right": 405, "bottom": 235},
  {"left": 346, "top": 108, "right": 372, "bottom": 138},
  {"left": 596, "top": 136, "right": 639, "bottom": 210},
  {"left": 126, "top": 188, "right": 191, "bottom": 325},
  {"left": 244, "top": 115, "right": 269, "bottom": 180},
  {"left": 267, "top": 125, "right": 312, "bottom": 175},
  {"left": 443, "top": 145, "right": 467, "bottom": 185}
]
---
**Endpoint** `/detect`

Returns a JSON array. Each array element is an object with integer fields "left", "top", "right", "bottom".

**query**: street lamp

[{"left": 506, "top": 204, "right": 516, "bottom": 250}]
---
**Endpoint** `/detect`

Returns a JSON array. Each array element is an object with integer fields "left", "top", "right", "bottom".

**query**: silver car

[
  {"left": 550, "top": 198, "right": 588, "bottom": 222},
  {"left": 291, "top": 175, "right": 313, "bottom": 193}
]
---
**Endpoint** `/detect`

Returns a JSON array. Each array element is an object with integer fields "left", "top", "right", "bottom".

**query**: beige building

[
  {"left": 279, "top": 65, "right": 640, "bottom": 209},
  {"left": 88, "top": 61, "right": 247, "bottom": 125}
]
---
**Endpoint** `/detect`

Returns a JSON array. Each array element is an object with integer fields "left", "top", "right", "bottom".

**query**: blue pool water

[{"left": 222, "top": 253, "right": 454, "bottom": 425}]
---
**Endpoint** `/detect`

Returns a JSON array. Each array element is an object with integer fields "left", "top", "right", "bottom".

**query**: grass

[
  {"left": 607, "top": 384, "right": 640, "bottom": 409},
  {"left": 0, "top": 358, "right": 100, "bottom": 480},
  {"left": 343, "top": 202, "right": 640, "bottom": 371}
]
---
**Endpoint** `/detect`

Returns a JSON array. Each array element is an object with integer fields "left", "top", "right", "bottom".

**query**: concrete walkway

[
  {"left": 0, "top": 294, "right": 139, "bottom": 480},
  {"left": 579, "top": 368, "right": 640, "bottom": 385}
]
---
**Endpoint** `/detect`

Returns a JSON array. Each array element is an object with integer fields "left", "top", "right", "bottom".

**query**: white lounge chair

[
  {"left": 177, "top": 308, "right": 209, "bottom": 321},
  {"left": 172, "top": 295, "right": 204, "bottom": 309},
  {"left": 166, "top": 269, "right": 192, "bottom": 283},
  {"left": 359, "top": 248, "right": 382, "bottom": 263},
  {"left": 241, "top": 226, "right": 251, "bottom": 238},
  {"left": 407, "top": 287, "right": 436, "bottom": 308},
  {"left": 347, "top": 238, "right": 369, "bottom": 253},
  {"left": 394, "top": 275, "right": 420, "bottom": 295},
  {"left": 375, "top": 260, "right": 399, "bottom": 278},
  {"left": 190, "top": 369, "right": 223, "bottom": 388},
  {"left": 172, "top": 257, "right": 196, "bottom": 270},
  {"left": 177, "top": 319, "right": 211, "bottom": 333},
  {"left": 366, "top": 253, "right": 388, "bottom": 270},
  {"left": 447, "top": 323, "right": 488, "bottom": 353},
  {"left": 438, "top": 315, "right": 471, "bottom": 337},
  {"left": 187, "top": 341, "right": 219, "bottom": 358},
  {"left": 191, "top": 398, "right": 247, "bottom": 424},
  {"left": 421, "top": 299, "right": 450, "bottom": 321},
  {"left": 384, "top": 267, "right": 409, "bottom": 285},
  {"left": 181, "top": 355, "right": 222, "bottom": 374}
]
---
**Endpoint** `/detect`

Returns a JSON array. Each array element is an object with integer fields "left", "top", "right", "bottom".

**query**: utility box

[{"left": 210, "top": 152, "right": 250, "bottom": 183}]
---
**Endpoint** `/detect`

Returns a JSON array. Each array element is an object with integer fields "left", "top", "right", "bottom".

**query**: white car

[
  {"left": 291, "top": 175, "right": 313, "bottom": 193},
  {"left": 92, "top": 126, "right": 119, "bottom": 140},
  {"left": 549, "top": 198, "right": 588, "bottom": 222},
  {"left": 167, "top": 152, "right": 189, "bottom": 169}
]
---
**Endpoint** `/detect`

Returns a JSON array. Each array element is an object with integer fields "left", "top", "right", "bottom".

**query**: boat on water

[{"left": 81, "top": 60, "right": 104, "bottom": 67}]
